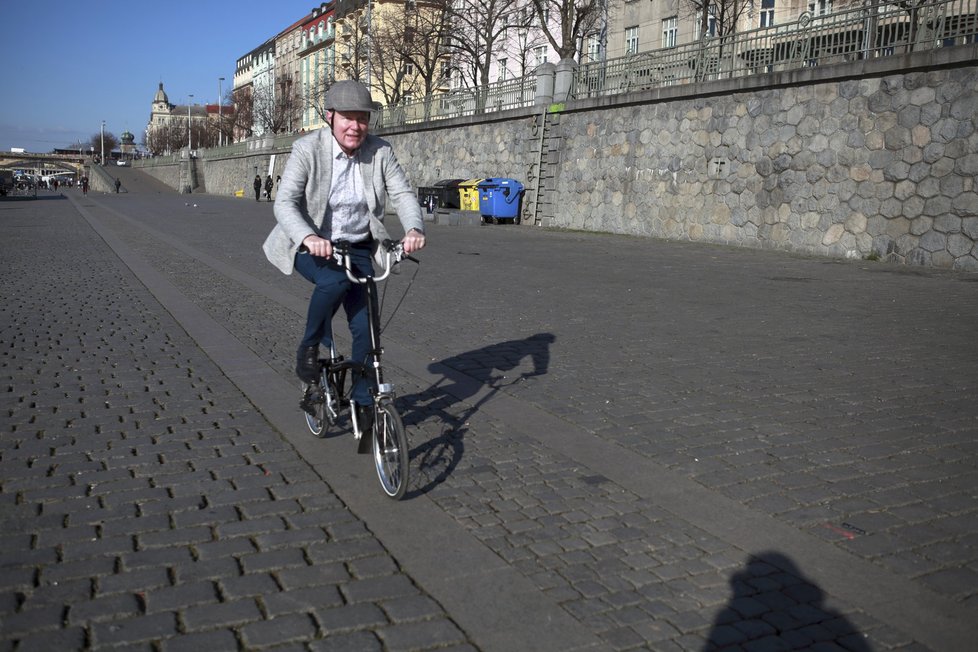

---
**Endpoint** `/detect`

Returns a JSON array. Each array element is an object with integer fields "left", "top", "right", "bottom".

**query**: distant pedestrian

[
  {"left": 114, "top": 178, "right": 121, "bottom": 193},
  {"left": 264, "top": 174, "right": 274, "bottom": 201},
  {"left": 82, "top": 177, "right": 89, "bottom": 196},
  {"left": 253, "top": 175, "right": 262, "bottom": 201}
]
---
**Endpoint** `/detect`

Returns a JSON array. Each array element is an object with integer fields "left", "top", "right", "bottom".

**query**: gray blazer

[{"left": 263, "top": 129, "right": 424, "bottom": 275}]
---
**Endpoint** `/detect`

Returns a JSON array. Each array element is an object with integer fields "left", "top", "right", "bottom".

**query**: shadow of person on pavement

[
  {"left": 397, "top": 333, "right": 556, "bottom": 497},
  {"left": 704, "top": 551, "right": 871, "bottom": 651}
]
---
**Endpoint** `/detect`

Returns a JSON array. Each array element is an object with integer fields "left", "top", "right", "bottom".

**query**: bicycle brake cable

[{"left": 379, "top": 260, "right": 421, "bottom": 335}]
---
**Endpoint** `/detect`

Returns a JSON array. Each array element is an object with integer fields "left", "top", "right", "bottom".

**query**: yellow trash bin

[{"left": 458, "top": 179, "right": 484, "bottom": 211}]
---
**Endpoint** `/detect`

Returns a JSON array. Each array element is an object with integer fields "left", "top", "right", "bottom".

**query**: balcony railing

[{"left": 375, "top": 0, "right": 975, "bottom": 128}]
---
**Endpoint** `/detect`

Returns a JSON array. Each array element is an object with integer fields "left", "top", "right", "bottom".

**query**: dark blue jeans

[{"left": 294, "top": 247, "right": 373, "bottom": 406}]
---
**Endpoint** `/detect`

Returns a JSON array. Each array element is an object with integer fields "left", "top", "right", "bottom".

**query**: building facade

[{"left": 145, "top": 83, "right": 210, "bottom": 155}]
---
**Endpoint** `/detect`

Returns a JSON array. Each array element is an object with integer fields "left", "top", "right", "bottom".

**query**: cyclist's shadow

[{"left": 398, "top": 332, "right": 556, "bottom": 497}]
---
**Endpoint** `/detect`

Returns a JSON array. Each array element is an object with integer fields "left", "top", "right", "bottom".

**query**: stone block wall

[
  {"left": 385, "top": 117, "right": 536, "bottom": 186},
  {"left": 139, "top": 162, "right": 182, "bottom": 191},
  {"left": 547, "top": 66, "right": 978, "bottom": 270}
]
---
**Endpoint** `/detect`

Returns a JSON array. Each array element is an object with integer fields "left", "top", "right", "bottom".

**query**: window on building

[
  {"left": 586, "top": 33, "right": 602, "bottom": 62},
  {"left": 808, "top": 0, "right": 832, "bottom": 15},
  {"left": 625, "top": 26, "right": 639, "bottom": 54},
  {"left": 662, "top": 17, "right": 677, "bottom": 48},
  {"left": 534, "top": 46, "right": 547, "bottom": 65},
  {"left": 760, "top": 0, "right": 776, "bottom": 26},
  {"left": 404, "top": 62, "right": 415, "bottom": 76},
  {"left": 498, "top": 58, "right": 508, "bottom": 81}
]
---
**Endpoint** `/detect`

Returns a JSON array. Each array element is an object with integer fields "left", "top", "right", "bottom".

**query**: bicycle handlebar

[{"left": 333, "top": 239, "right": 419, "bottom": 284}]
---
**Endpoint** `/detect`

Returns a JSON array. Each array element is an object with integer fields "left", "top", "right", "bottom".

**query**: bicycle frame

[{"left": 309, "top": 240, "right": 412, "bottom": 499}]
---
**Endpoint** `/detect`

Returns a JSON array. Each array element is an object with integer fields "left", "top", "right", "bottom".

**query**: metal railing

[
  {"left": 373, "top": 0, "right": 974, "bottom": 128},
  {"left": 575, "top": 0, "right": 975, "bottom": 97},
  {"left": 377, "top": 75, "right": 537, "bottom": 127}
]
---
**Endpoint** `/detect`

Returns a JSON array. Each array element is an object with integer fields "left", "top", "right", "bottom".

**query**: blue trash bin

[{"left": 477, "top": 178, "right": 525, "bottom": 224}]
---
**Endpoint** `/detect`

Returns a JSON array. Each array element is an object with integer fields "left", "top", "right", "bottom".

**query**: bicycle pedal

[{"left": 299, "top": 385, "right": 323, "bottom": 416}]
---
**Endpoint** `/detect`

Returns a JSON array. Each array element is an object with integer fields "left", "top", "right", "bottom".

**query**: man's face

[{"left": 329, "top": 110, "right": 370, "bottom": 155}]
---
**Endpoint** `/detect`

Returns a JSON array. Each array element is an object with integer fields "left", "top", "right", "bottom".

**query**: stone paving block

[
  {"left": 377, "top": 618, "right": 470, "bottom": 650},
  {"left": 0, "top": 604, "right": 66, "bottom": 636},
  {"left": 263, "top": 585, "right": 345, "bottom": 616},
  {"left": 253, "top": 526, "right": 327, "bottom": 551},
  {"left": 238, "top": 548, "right": 308, "bottom": 573},
  {"left": 306, "top": 539, "right": 386, "bottom": 564},
  {"left": 314, "top": 603, "right": 388, "bottom": 633},
  {"left": 97, "top": 567, "right": 172, "bottom": 596},
  {"left": 341, "top": 574, "right": 419, "bottom": 604},
  {"left": 193, "top": 537, "right": 256, "bottom": 561},
  {"left": 239, "top": 613, "right": 318, "bottom": 648},
  {"left": 90, "top": 612, "right": 178, "bottom": 646},
  {"left": 98, "top": 513, "right": 171, "bottom": 538},
  {"left": 61, "top": 534, "right": 135, "bottom": 561},
  {"left": 19, "top": 578, "right": 92, "bottom": 608},
  {"left": 5, "top": 626, "right": 87, "bottom": 651},
  {"left": 66, "top": 593, "right": 142, "bottom": 624},
  {"left": 159, "top": 628, "right": 239, "bottom": 652},
  {"left": 275, "top": 563, "right": 350, "bottom": 591},
  {"left": 40, "top": 556, "right": 116, "bottom": 584},
  {"left": 917, "top": 566, "right": 978, "bottom": 598},
  {"left": 180, "top": 598, "right": 262, "bottom": 631},
  {"left": 137, "top": 525, "right": 212, "bottom": 549},
  {"left": 144, "top": 581, "right": 219, "bottom": 614},
  {"left": 218, "top": 573, "right": 280, "bottom": 600},
  {"left": 216, "top": 515, "right": 286, "bottom": 539},
  {"left": 307, "top": 630, "right": 383, "bottom": 652}
]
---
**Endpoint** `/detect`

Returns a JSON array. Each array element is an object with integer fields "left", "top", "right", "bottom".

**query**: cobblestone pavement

[{"left": 2, "top": 183, "right": 977, "bottom": 651}]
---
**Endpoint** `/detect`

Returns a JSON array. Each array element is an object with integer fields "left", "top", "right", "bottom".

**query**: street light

[
  {"left": 218, "top": 77, "right": 225, "bottom": 147},
  {"left": 100, "top": 120, "right": 105, "bottom": 166},
  {"left": 188, "top": 94, "right": 194, "bottom": 152}
]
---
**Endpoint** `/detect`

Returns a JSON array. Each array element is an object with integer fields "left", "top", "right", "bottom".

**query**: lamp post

[
  {"left": 218, "top": 77, "right": 225, "bottom": 147},
  {"left": 100, "top": 121, "right": 105, "bottom": 166},
  {"left": 187, "top": 94, "right": 194, "bottom": 152}
]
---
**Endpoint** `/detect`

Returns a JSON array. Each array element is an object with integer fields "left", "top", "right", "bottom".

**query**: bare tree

[
  {"left": 370, "top": 2, "right": 455, "bottom": 107},
  {"left": 447, "top": 0, "right": 523, "bottom": 90},
  {"left": 679, "top": 0, "right": 752, "bottom": 39},
  {"left": 232, "top": 86, "right": 255, "bottom": 141},
  {"left": 87, "top": 131, "right": 119, "bottom": 163},
  {"left": 144, "top": 122, "right": 185, "bottom": 156},
  {"left": 216, "top": 89, "right": 237, "bottom": 145},
  {"left": 396, "top": 2, "right": 459, "bottom": 100},
  {"left": 504, "top": 3, "right": 549, "bottom": 76},
  {"left": 336, "top": 9, "right": 372, "bottom": 83},
  {"left": 530, "top": 0, "right": 601, "bottom": 60},
  {"left": 371, "top": 13, "right": 418, "bottom": 106}
]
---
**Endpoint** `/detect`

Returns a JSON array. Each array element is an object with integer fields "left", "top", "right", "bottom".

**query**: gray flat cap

[{"left": 324, "top": 80, "right": 377, "bottom": 113}]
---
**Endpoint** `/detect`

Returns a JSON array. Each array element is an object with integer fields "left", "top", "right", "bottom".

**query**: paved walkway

[{"left": 1, "top": 179, "right": 976, "bottom": 651}]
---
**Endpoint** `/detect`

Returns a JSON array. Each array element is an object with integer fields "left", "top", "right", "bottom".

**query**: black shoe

[
  {"left": 296, "top": 346, "right": 320, "bottom": 383},
  {"left": 355, "top": 403, "right": 374, "bottom": 453}
]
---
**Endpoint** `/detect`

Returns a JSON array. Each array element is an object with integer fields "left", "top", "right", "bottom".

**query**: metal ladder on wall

[{"left": 522, "top": 111, "right": 560, "bottom": 226}]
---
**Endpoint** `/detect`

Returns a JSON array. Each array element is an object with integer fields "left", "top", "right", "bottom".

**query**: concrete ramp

[{"left": 109, "top": 165, "right": 179, "bottom": 194}]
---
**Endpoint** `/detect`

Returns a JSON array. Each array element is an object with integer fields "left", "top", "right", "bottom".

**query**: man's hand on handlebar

[
  {"left": 402, "top": 228, "right": 425, "bottom": 255},
  {"left": 302, "top": 234, "right": 333, "bottom": 259}
]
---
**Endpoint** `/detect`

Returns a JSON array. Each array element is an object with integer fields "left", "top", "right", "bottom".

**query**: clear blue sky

[{"left": 0, "top": 0, "right": 313, "bottom": 153}]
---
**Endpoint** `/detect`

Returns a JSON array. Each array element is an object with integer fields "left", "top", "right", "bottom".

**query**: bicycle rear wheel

[
  {"left": 372, "top": 401, "right": 409, "bottom": 500},
  {"left": 303, "top": 368, "right": 331, "bottom": 437}
]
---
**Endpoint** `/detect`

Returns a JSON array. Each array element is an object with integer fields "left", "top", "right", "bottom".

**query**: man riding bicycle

[{"left": 262, "top": 80, "right": 426, "bottom": 435}]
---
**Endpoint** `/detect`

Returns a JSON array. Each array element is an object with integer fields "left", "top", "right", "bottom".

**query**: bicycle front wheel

[{"left": 372, "top": 402, "right": 409, "bottom": 500}]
